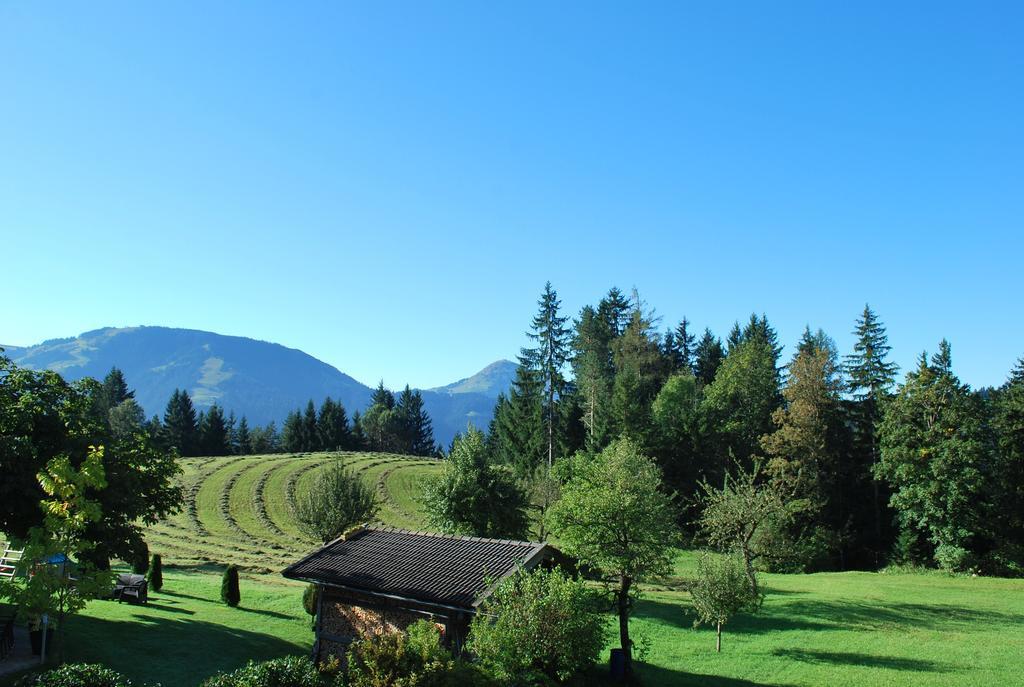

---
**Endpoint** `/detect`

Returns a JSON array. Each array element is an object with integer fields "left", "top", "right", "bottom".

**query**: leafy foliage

[
  {"left": 548, "top": 437, "right": 678, "bottom": 676},
  {"left": 689, "top": 551, "right": 762, "bottom": 652},
  {"left": 200, "top": 655, "right": 330, "bottom": 687},
  {"left": 347, "top": 620, "right": 492, "bottom": 687},
  {"left": 422, "top": 427, "right": 528, "bottom": 539},
  {"left": 16, "top": 663, "right": 137, "bottom": 687},
  {"left": 469, "top": 566, "right": 608, "bottom": 684},
  {"left": 294, "top": 460, "right": 378, "bottom": 543},
  {"left": 697, "top": 463, "right": 791, "bottom": 593}
]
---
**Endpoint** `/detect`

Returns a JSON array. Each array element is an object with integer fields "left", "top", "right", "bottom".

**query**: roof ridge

[{"left": 364, "top": 525, "right": 540, "bottom": 548}]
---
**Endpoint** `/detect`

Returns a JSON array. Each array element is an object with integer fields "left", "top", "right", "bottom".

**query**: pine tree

[
  {"left": 371, "top": 381, "right": 395, "bottom": 409},
  {"left": 350, "top": 410, "right": 367, "bottom": 450},
  {"left": 282, "top": 410, "right": 304, "bottom": 453},
  {"left": 876, "top": 344, "right": 989, "bottom": 571},
  {"left": 611, "top": 309, "right": 667, "bottom": 446},
  {"left": 98, "top": 367, "right": 134, "bottom": 422},
  {"left": 162, "top": 389, "right": 199, "bottom": 457},
  {"left": 522, "top": 282, "right": 571, "bottom": 471},
  {"left": 572, "top": 305, "right": 615, "bottom": 452},
  {"left": 226, "top": 410, "right": 238, "bottom": 454},
  {"left": 490, "top": 366, "right": 545, "bottom": 479},
  {"left": 221, "top": 565, "right": 241, "bottom": 607},
  {"left": 199, "top": 404, "right": 231, "bottom": 456},
  {"left": 395, "top": 387, "right": 435, "bottom": 456},
  {"left": 302, "top": 400, "right": 320, "bottom": 451},
  {"left": 673, "top": 317, "right": 697, "bottom": 374},
  {"left": 726, "top": 322, "right": 743, "bottom": 352},
  {"left": 843, "top": 305, "right": 899, "bottom": 563},
  {"left": 235, "top": 416, "right": 252, "bottom": 455},
  {"left": 597, "top": 287, "right": 632, "bottom": 337},
  {"left": 694, "top": 328, "right": 725, "bottom": 387},
  {"left": 317, "top": 397, "right": 352, "bottom": 451}
]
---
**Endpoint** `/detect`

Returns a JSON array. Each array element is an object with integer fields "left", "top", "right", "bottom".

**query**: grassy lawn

[{"left": 3, "top": 554, "right": 1021, "bottom": 687}]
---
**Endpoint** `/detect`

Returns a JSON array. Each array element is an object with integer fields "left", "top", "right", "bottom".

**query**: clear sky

[{"left": 2, "top": 2, "right": 1022, "bottom": 390}]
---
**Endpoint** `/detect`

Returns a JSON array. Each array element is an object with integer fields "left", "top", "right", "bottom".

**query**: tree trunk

[
  {"left": 741, "top": 544, "right": 758, "bottom": 597},
  {"left": 618, "top": 575, "right": 634, "bottom": 676},
  {"left": 716, "top": 622, "right": 722, "bottom": 652}
]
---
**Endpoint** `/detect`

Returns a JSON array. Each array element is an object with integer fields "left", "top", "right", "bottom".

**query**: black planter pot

[
  {"left": 30, "top": 628, "right": 54, "bottom": 656},
  {"left": 609, "top": 647, "right": 625, "bottom": 681}
]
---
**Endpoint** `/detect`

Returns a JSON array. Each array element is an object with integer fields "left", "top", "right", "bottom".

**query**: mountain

[
  {"left": 6, "top": 326, "right": 510, "bottom": 446},
  {"left": 429, "top": 359, "right": 517, "bottom": 398}
]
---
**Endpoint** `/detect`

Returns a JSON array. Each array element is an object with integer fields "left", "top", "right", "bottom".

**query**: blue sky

[{"left": 2, "top": 2, "right": 1022, "bottom": 390}]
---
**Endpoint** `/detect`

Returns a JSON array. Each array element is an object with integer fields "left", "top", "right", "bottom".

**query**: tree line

[
  {"left": 471, "top": 283, "right": 1023, "bottom": 576},
  {"left": 154, "top": 380, "right": 438, "bottom": 458}
]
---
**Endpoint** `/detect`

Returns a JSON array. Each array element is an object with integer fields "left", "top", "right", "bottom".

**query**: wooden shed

[{"left": 282, "top": 526, "right": 557, "bottom": 660}]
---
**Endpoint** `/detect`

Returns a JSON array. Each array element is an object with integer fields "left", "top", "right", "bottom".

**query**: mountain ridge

[{"left": 6, "top": 326, "right": 511, "bottom": 446}]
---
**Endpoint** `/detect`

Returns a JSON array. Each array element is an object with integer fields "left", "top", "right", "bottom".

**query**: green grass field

[
  {"left": 146, "top": 452, "right": 441, "bottom": 572},
  {"left": 2, "top": 555, "right": 1021, "bottom": 687}
]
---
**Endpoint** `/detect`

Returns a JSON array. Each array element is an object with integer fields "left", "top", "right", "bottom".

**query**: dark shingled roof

[{"left": 282, "top": 527, "right": 550, "bottom": 610}]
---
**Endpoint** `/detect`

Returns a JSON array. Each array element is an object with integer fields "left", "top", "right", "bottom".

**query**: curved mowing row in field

[{"left": 145, "top": 451, "right": 442, "bottom": 572}]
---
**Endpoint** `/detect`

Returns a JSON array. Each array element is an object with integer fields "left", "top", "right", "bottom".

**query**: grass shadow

[
  {"left": 638, "top": 598, "right": 833, "bottom": 634},
  {"left": 777, "top": 599, "right": 1024, "bottom": 632},
  {"left": 772, "top": 648, "right": 951, "bottom": 673},
  {"left": 63, "top": 611, "right": 307, "bottom": 686}
]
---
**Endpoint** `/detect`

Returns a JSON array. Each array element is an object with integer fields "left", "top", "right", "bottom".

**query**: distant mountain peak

[
  {"left": 430, "top": 359, "right": 517, "bottom": 398},
  {"left": 8, "top": 326, "right": 514, "bottom": 447}
]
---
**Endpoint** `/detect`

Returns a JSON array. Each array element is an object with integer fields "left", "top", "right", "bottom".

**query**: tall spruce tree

[
  {"left": 489, "top": 365, "right": 545, "bottom": 479},
  {"left": 98, "top": 367, "right": 134, "bottom": 421},
  {"left": 522, "top": 282, "right": 571, "bottom": 471},
  {"left": 302, "top": 400, "right": 320, "bottom": 452},
  {"left": 162, "top": 389, "right": 198, "bottom": 457},
  {"left": 395, "top": 387, "right": 435, "bottom": 456},
  {"left": 843, "top": 305, "right": 899, "bottom": 563},
  {"left": 611, "top": 309, "right": 668, "bottom": 447},
  {"left": 281, "top": 410, "right": 304, "bottom": 453},
  {"left": 572, "top": 305, "right": 616, "bottom": 452},
  {"left": 199, "top": 404, "right": 231, "bottom": 456},
  {"left": 235, "top": 416, "right": 252, "bottom": 455},
  {"left": 317, "top": 397, "right": 352, "bottom": 451},
  {"left": 597, "top": 287, "right": 632, "bottom": 338},
  {"left": 694, "top": 328, "right": 725, "bottom": 387},
  {"left": 350, "top": 410, "right": 367, "bottom": 450},
  {"left": 876, "top": 343, "right": 989, "bottom": 571},
  {"left": 672, "top": 317, "right": 697, "bottom": 374}
]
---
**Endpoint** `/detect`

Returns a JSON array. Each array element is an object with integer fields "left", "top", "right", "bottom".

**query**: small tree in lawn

[
  {"left": 548, "top": 437, "right": 678, "bottom": 678},
  {"left": 697, "top": 462, "right": 790, "bottom": 597},
  {"left": 689, "top": 551, "right": 761, "bottom": 652},
  {"left": 221, "top": 565, "right": 240, "bottom": 607},
  {"left": 295, "top": 460, "right": 377, "bottom": 543},
  {"left": 150, "top": 554, "right": 163, "bottom": 591}
]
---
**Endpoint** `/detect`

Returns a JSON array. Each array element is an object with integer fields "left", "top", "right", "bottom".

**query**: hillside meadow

[{"left": 4, "top": 451, "right": 1022, "bottom": 686}]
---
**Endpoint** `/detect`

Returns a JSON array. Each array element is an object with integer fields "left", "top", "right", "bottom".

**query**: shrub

[
  {"left": 295, "top": 461, "right": 377, "bottom": 543},
  {"left": 150, "top": 554, "right": 163, "bottom": 591},
  {"left": 16, "top": 663, "right": 134, "bottom": 687},
  {"left": 200, "top": 655, "right": 328, "bottom": 687},
  {"left": 302, "top": 583, "right": 319, "bottom": 617},
  {"left": 131, "top": 540, "right": 150, "bottom": 575},
  {"left": 347, "top": 620, "right": 492, "bottom": 687},
  {"left": 221, "top": 565, "right": 240, "bottom": 607},
  {"left": 468, "top": 566, "right": 608, "bottom": 685}
]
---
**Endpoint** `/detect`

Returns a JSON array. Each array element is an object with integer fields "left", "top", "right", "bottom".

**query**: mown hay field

[{"left": 145, "top": 451, "right": 441, "bottom": 573}]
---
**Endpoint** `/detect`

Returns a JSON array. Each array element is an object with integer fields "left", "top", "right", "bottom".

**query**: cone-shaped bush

[
  {"left": 150, "top": 554, "right": 163, "bottom": 591},
  {"left": 221, "top": 565, "right": 240, "bottom": 607},
  {"left": 302, "top": 583, "right": 319, "bottom": 617}
]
